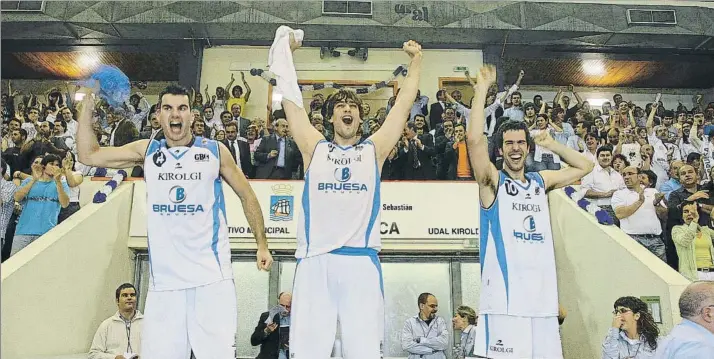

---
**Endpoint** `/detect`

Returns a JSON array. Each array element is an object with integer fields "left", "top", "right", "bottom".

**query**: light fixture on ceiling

[
  {"left": 586, "top": 98, "right": 610, "bottom": 107},
  {"left": 582, "top": 59, "right": 605, "bottom": 76},
  {"left": 78, "top": 53, "right": 99, "bottom": 68}
]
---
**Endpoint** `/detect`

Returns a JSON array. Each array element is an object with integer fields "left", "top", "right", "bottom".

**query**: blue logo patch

[
  {"left": 334, "top": 167, "right": 352, "bottom": 182},
  {"left": 169, "top": 185, "right": 186, "bottom": 203},
  {"left": 270, "top": 195, "right": 294, "bottom": 221}
]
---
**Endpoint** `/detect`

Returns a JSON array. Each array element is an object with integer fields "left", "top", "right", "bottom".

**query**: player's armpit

[
  {"left": 539, "top": 167, "right": 586, "bottom": 191},
  {"left": 466, "top": 138, "right": 499, "bottom": 205},
  {"left": 282, "top": 100, "right": 324, "bottom": 165},
  {"left": 79, "top": 139, "right": 148, "bottom": 169}
]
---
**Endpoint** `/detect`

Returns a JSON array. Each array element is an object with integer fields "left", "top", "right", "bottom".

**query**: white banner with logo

[{"left": 130, "top": 181, "right": 480, "bottom": 240}]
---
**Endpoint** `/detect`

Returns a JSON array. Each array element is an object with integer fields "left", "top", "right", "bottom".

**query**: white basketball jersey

[
  {"left": 144, "top": 136, "right": 232, "bottom": 291},
  {"left": 295, "top": 140, "right": 381, "bottom": 258},
  {"left": 479, "top": 171, "right": 558, "bottom": 317}
]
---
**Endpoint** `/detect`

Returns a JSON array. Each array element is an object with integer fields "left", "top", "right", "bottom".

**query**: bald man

[
  {"left": 251, "top": 292, "right": 292, "bottom": 359},
  {"left": 654, "top": 281, "right": 714, "bottom": 358},
  {"left": 254, "top": 114, "right": 301, "bottom": 179}
]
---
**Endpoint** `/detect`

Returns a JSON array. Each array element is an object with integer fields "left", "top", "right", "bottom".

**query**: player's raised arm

[
  {"left": 273, "top": 29, "right": 324, "bottom": 163},
  {"left": 535, "top": 131, "right": 594, "bottom": 191},
  {"left": 465, "top": 66, "right": 500, "bottom": 207},
  {"left": 217, "top": 142, "right": 273, "bottom": 271},
  {"left": 76, "top": 87, "right": 147, "bottom": 168},
  {"left": 369, "top": 40, "right": 423, "bottom": 166}
]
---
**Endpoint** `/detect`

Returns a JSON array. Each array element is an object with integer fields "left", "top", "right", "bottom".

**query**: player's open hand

[
  {"left": 402, "top": 40, "right": 422, "bottom": 58},
  {"left": 476, "top": 65, "right": 497, "bottom": 90},
  {"left": 256, "top": 247, "right": 274, "bottom": 271}
]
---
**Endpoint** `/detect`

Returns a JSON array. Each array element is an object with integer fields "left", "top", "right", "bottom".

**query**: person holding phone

[{"left": 601, "top": 296, "right": 660, "bottom": 358}]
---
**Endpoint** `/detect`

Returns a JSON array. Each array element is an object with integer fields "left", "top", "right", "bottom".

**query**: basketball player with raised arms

[
  {"left": 269, "top": 27, "right": 422, "bottom": 358},
  {"left": 76, "top": 84, "right": 273, "bottom": 359},
  {"left": 466, "top": 66, "right": 594, "bottom": 358}
]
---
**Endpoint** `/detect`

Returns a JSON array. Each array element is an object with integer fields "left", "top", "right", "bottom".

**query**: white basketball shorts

[
  {"left": 473, "top": 314, "right": 563, "bottom": 359},
  {"left": 141, "top": 279, "right": 237, "bottom": 359},
  {"left": 290, "top": 247, "right": 384, "bottom": 359}
]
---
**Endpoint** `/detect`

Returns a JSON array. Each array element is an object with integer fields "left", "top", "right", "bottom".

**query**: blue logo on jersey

[
  {"left": 334, "top": 167, "right": 352, "bottom": 182},
  {"left": 513, "top": 215, "right": 544, "bottom": 242},
  {"left": 169, "top": 186, "right": 186, "bottom": 203},
  {"left": 152, "top": 204, "right": 205, "bottom": 215},
  {"left": 317, "top": 182, "right": 368, "bottom": 192}
]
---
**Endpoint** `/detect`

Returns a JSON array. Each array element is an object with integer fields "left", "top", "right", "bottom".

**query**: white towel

[{"left": 269, "top": 25, "right": 305, "bottom": 109}]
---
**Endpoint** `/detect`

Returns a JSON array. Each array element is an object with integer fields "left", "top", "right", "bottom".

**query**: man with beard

[
  {"left": 401, "top": 293, "right": 449, "bottom": 359},
  {"left": 466, "top": 66, "right": 593, "bottom": 359}
]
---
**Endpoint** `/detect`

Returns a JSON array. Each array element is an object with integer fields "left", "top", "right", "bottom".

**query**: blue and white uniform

[
  {"left": 141, "top": 136, "right": 237, "bottom": 359},
  {"left": 290, "top": 139, "right": 384, "bottom": 359},
  {"left": 474, "top": 171, "right": 563, "bottom": 359}
]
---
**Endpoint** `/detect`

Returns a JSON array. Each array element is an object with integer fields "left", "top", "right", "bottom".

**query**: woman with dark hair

[
  {"left": 10, "top": 154, "right": 70, "bottom": 256},
  {"left": 601, "top": 296, "right": 660, "bottom": 358},
  {"left": 452, "top": 305, "right": 477, "bottom": 359},
  {"left": 57, "top": 152, "right": 83, "bottom": 223},
  {"left": 671, "top": 200, "right": 714, "bottom": 281},
  {"left": 612, "top": 154, "right": 630, "bottom": 174}
]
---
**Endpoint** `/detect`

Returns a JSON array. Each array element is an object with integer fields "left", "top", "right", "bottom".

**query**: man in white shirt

[
  {"left": 89, "top": 283, "right": 143, "bottom": 359},
  {"left": 581, "top": 145, "right": 625, "bottom": 225},
  {"left": 582, "top": 132, "right": 599, "bottom": 165},
  {"left": 612, "top": 166, "right": 668, "bottom": 262}
]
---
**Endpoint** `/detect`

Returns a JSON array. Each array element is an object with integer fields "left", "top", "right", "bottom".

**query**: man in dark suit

[
  {"left": 398, "top": 122, "right": 436, "bottom": 180},
  {"left": 428, "top": 90, "right": 447, "bottom": 131},
  {"left": 230, "top": 103, "right": 252, "bottom": 138},
  {"left": 254, "top": 114, "right": 301, "bottom": 180},
  {"left": 139, "top": 113, "right": 164, "bottom": 141},
  {"left": 108, "top": 107, "right": 139, "bottom": 147},
  {"left": 222, "top": 122, "right": 254, "bottom": 178},
  {"left": 250, "top": 292, "right": 292, "bottom": 359}
]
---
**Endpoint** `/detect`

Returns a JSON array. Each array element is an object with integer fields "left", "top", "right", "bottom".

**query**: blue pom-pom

[
  {"left": 94, "top": 168, "right": 107, "bottom": 177},
  {"left": 89, "top": 65, "right": 130, "bottom": 108},
  {"left": 93, "top": 192, "right": 107, "bottom": 203},
  {"left": 106, "top": 180, "right": 118, "bottom": 190},
  {"left": 595, "top": 210, "right": 613, "bottom": 225},
  {"left": 118, "top": 170, "right": 128, "bottom": 179},
  {"left": 564, "top": 186, "right": 575, "bottom": 197},
  {"left": 576, "top": 199, "right": 589, "bottom": 210}
]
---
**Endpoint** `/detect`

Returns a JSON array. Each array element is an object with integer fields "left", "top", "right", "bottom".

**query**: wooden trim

[{"left": 437, "top": 76, "right": 469, "bottom": 90}]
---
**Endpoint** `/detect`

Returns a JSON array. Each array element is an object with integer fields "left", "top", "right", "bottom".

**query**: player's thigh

[
  {"left": 473, "top": 314, "right": 533, "bottom": 359},
  {"left": 532, "top": 316, "right": 563, "bottom": 359},
  {"left": 141, "top": 289, "right": 191, "bottom": 359},
  {"left": 188, "top": 280, "right": 237, "bottom": 359},
  {"left": 335, "top": 254, "right": 384, "bottom": 359},
  {"left": 290, "top": 255, "right": 338, "bottom": 359}
]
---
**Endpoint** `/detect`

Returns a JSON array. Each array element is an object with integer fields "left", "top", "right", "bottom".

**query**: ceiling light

[
  {"left": 582, "top": 60, "right": 605, "bottom": 76},
  {"left": 586, "top": 98, "right": 609, "bottom": 107}
]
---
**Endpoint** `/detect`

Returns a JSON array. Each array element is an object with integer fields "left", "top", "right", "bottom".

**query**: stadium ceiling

[{"left": 2, "top": 1, "right": 714, "bottom": 53}]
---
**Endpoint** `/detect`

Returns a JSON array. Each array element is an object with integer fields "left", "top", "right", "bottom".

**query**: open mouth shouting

[
  {"left": 508, "top": 152, "right": 523, "bottom": 161},
  {"left": 342, "top": 115, "right": 354, "bottom": 125},
  {"left": 169, "top": 120, "right": 183, "bottom": 134}
]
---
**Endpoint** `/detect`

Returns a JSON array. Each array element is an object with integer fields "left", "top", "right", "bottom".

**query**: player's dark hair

[
  {"left": 158, "top": 84, "right": 190, "bottom": 107},
  {"left": 417, "top": 292, "right": 434, "bottom": 308},
  {"left": 613, "top": 296, "right": 659, "bottom": 351},
  {"left": 324, "top": 89, "right": 364, "bottom": 122},
  {"left": 495, "top": 120, "right": 533, "bottom": 152},
  {"left": 115, "top": 283, "right": 137, "bottom": 301}
]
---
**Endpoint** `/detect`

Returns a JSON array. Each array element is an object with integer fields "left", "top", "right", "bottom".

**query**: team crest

[
  {"left": 153, "top": 150, "right": 167, "bottom": 167},
  {"left": 270, "top": 184, "right": 294, "bottom": 221}
]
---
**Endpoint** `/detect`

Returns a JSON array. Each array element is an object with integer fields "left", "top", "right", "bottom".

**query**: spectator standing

[
  {"left": 602, "top": 296, "right": 660, "bottom": 359},
  {"left": 107, "top": 108, "right": 138, "bottom": 147},
  {"left": 581, "top": 145, "right": 625, "bottom": 225},
  {"left": 611, "top": 166, "right": 667, "bottom": 261},
  {"left": 399, "top": 122, "right": 436, "bottom": 180},
  {"left": 57, "top": 152, "right": 83, "bottom": 223},
  {"left": 654, "top": 281, "right": 714, "bottom": 358},
  {"left": 401, "top": 293, "right": 449, "bottom": 359},
  {"left": 0, "top": 159, "right": 17, "bottom": 251},
  {"left": 89, "top": 283, "right": 143, "bottom": 359},
  {"left": 451, "top": 305, "right": 477, "bottom": 359},
  {"left": 660, "top": 160, "right": 684, "bottom": 200},
  {"left": 250, "top": 292, "right": 292, "bottom": 359},
  {"left": 254, "top": 116, "right": 301, "bottom": 180},
  {"left": 10, "top": 154, "right": 69, "bottom": 256},
  {"left": 222, "top": 122, "right": 253, "bottom": 178},
  {"left": 671, "top": 201, "right": 714, "bottom": 281},
  {"left": 226, "top": 72, "right": 252, "bottom": 117}
]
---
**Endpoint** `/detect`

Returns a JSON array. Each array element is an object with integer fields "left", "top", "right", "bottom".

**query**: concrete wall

[
  {"left": 549, "top": 189, "right": 690, "bottom": 359},
  {"left": 1, "top": 184, "right": 135, "bottom": 359}
]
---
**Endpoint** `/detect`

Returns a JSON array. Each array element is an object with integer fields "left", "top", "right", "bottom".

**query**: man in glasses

[{"left": 655, "top": 281, "right": 714, "bottom": 358}]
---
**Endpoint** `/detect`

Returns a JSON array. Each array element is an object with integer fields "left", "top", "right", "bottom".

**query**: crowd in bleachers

[{"left": 3, "top": 71, "right": 714, "bottom": 282}]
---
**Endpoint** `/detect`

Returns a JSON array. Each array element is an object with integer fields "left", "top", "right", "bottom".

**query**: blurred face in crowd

[
  {"left": 638, "top": 173, "right": 652, "bottom": 188},
  {"left": 451, "top": 90, "right": 462, "bottom": 102},
  {"left": 192, "top": 120, "right": 205, "bottom": 136},
  {"left": 597, "top": 149, "right": 613, "bottom": 169},
  {"left": 203, "top": 108, "right": 214, "bottom": 120},
  {"left": 191, "top": 109, "right": 201, "bottom": 122},
  {"left": 679, "top": 165, "right": 698, "bottom": 187},
  {"left": 613, "top": 94, "right": 623, "bottom": 105},
  {"left": 682, "top": 123, "right": 692, "bottom": 137},
  {"left": 602, "top": 102, "right": 612, "bottom": 115},
  {"left": 694, "top": 113, "right": 705, "bottom": 124},
  {"left": 221, "top": 112, "right": 233, "bottom": 125},
  {"left": 655, "top": 126, "right": 668, "bottom": 141},
  {"left": 536, "top": 115, "right": 548, "bottom": 130},
  {"left": 313, "top": 94, "right": 324, "bottom": 107},
  {"left": 404, "top": 124, "right": 417, "bottom": 140},
  {"left": 60, "top": 107, "right": 73, "bottom": 121},
  {"left": 437, "top": 90, "right": 446, "bottom": 102},
  {"left": 582, "top": 101, "right": 590, "bottom": 112},
  {"left": 562, "top": 95, "right": 570, "bottom": 108},
  {"left": 453, "top": 124, "right": 465, "bottom": 142},
  {"left": 575, "top": 122, "right": 587, "bottom": 136},
  {"left": 39, "top": 121, "right": 52, "bottom": 137},
  {"left": 360, "top": 103, "right": 371, "bottom": 117},
  {"left": 215, "top": 130, "right": 226, "bottom": 141},
  {"left": 641, "top": 144, "right": 654, "bottom": 161},
  {"left": 225, "top": 124, "right": 238, "bottom": 141},
  {"left": 42, "top": 159, "right": 60, "bottom": 177},
  {"left": 663, "top": 115, "right": 673, "bottom": 127},
  {"left": 501, "top": 129, "right": 529, "bottom": 173},
  {"left": 622, "top": 167, "right": 640, "bottom": 190},
  {"left": 158, "top": 93, "right": 192, "bottom": 143},
  {"left": 444, "top": 108, "right": 456, "bottom": 121},
  {"left": 682, "top": 202, "right": 699, "bottom": 225},
  {"left": 614, "top": 305, "right": 640, "bottom": 335},
  {"left": 11, "top": 130, "right": 25, "bottom": 145},
  {"left": 216, "top": 87, "right": 225, "bottom": 98},
  {"left": 116, "top": 287, "right": 137, "bottom": 313},
  {"left": 53, "top": 121, "right": 65, "bottom": 135},
  {"left": 246, "top": 125, "right": 258, "bottom": 140},
  {"left": 607, "top": 129, "right": 619, "bottom": 145},
  {"left": 677, "top": 112, "right": 686, "bottom": 124},
  {"left": 533, "top": 95, "right": 543, "bottom": 107},
  {"left": 511, "top": 93, "right": 522, "bottom": 106},
  {"left": 419, "top": 295, "right": 439, "bottom": 321},
  {"left": 613, "top": 157, "right": 627, "bottom": 173},
  {"left": 546, "top": 107, "right": 553, "bottom": 120},
  {"left": 232, "top": 86, "right": 243, "bottom": 98},
  {"left": 149, "top": 115, "right": 160, "bottom": 130},
  {"left": 618, "top": 101, "right": 629, "bottom": 115},
  {"left": 8, "top": 119, "right": 21, "bottom": 131},
  {"left": 275, "top": 118, "right": 289, "bottom": 138},
  {"left": 28, "top": 108, "right": 40, "bottom": 122},
  {"left": 194, "top": 93, "right": 203, "bottom": 104},
  {"left": 442, "top": 120, "right": 454, "bottom": 139},
  {"left": 414, "top": 115, "right": 426, "bottom": 131},
  {"left": 452, "top": 313, "right": 468, "bottom": 331},
  {"left": 595, "top": 118, "right": 604, "bottom": 129},
  {"left": 637, "top": 128, "right": 647, "bottom": 141},
  {"left": 669, "top": 161, "right": 684, "bottom": 180},
  {"left": 368, "top": 119, "right": 380, "bottom": 134},
  {"left": 231, "top": 104, "right": 242, "bottom": 117},
  {"left": 312, "top": 119, "right": 324, "bottom": 133},
  {"left": 278, "top": 293, "right": 292, "bottom": 316},
  {"left": 586, "top": 134, "right": 598, "bottom": 151},
  {"left": 525, "top": 106, "right": 536, "bottom": 118}
]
